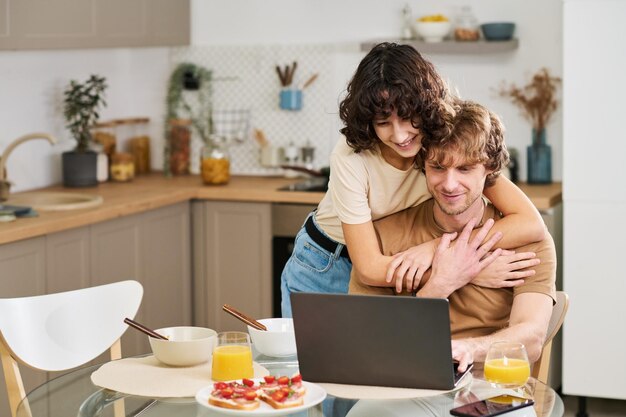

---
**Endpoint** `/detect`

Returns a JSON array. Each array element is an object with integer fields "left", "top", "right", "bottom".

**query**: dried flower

[{"left": 498, "top": 68, "right": 561, "bottom": 134}]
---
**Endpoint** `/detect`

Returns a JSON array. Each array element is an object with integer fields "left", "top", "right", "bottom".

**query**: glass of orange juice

[
  {"left": 211, "top": 331, "right": 254, "bottom": 381},
  {"left": 484, "top": 341, "right": 531, "bottom": 390}
]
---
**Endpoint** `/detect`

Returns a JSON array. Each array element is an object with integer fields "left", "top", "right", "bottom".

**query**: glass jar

[
  {"left": 200, "top": 138, "right": 230, "bottom": 185},
  {"left": 110, "top": 152, "right": 135, "bottom": 182},
  {"left": 168, "top": 118, "right": 192, "bottom": 176},
  {"left": 454, "top": 6, "right": 480, "bottom": 41},
  {"left": 127, "top": 117, "right": 151, "bottom": 175}
]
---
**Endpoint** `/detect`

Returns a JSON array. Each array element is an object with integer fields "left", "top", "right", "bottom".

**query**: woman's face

[{"left": 373, "top": 111, "right": 423, "bottom": 169}]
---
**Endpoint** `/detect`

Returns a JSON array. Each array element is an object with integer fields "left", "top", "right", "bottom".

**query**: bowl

[
  {"left": 480, "top": 22, "right": 516, "bottom": 41},
  {"left": 414, "top": 21, "right": 452, "bottom": 43},
  {"left": 149, "top": 326, "right": 217, "bottom": 366},
  {"left": 247, "top": 318, "right": 297, "bottom": 357}
]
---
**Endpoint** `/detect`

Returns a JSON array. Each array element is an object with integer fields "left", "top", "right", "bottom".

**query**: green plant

[
  {"left": 498, "top": 68, "right": 561, "bottom": 139},
  {"left": 63, "top": 74, "right": 108, "bottom": 152},
  {"left": 163, "top": 63, "right": 213, "bottom": 175}
]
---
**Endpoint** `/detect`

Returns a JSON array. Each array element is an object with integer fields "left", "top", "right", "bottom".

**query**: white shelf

[{"left": 360, "top": 39, "right": 519, "bottom": 54}]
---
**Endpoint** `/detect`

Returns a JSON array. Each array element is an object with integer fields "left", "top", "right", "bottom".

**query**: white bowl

[
  {"left": 149, "top": 326, "right": 217, "bottom": 366},
  {"left": 414, "top": 21, "right": 451, "bottom": 42},
  {"left": 247, "top": 318, "right": 297, "bottom": 357}
]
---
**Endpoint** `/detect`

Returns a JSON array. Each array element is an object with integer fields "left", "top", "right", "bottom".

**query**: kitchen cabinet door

[
  {"left": 0, "top": 0, "right": 189, "bottom": 50},
  {"left": 140, "top": 202, "right": 192, "bottom": 332},
  {"left": 192, "top": 201, "right": 272, "bottom": 332},
  {"left": 90, "top": 213, "right": 144, "bottom": 357},
  {"left": 0, "top": 237, "right": 47, "bottom": 417},
  {"left": 45, "top": 226, "right": 91, "bottom": 293}
]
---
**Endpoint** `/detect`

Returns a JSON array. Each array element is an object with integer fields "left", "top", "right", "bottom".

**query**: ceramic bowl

[
  {"left": 149, "top": 326, "right": 217, "bottom": 366},
  {"left": 414, "top": 21, "right": 452, "bottom": 42},
  {"left": 248, "top": 318, "right": 297, "bottom": 357},
  {"left": 480, "top": 22, "right": 516, "bottom": 41}
]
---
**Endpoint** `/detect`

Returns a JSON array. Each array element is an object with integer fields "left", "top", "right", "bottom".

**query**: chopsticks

[
  {"left": 222, "top": 304, "right": 267, "bottom": 331},
  {"left": 124, "top": 317, "right": 168, "bottom": 340}
]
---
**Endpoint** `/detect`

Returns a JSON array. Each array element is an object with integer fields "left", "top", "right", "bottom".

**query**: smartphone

[{"left": 450, "top": 395, "right": 534, "bottom": 417}]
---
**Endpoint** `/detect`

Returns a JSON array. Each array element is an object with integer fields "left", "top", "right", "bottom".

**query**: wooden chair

[
  {"left": 531, "top": 290, "right": 569, "bottom": 385},
  {"left": 0, "top": 280, "right": 143, "bottom": 417}
]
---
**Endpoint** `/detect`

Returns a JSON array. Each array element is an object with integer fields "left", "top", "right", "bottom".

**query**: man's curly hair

[
  {"left": 339, "top": 42, "right": 453, "bottom": 153},
  {"left": 416, "top": 100, "right": 510, "bottom": 187}
]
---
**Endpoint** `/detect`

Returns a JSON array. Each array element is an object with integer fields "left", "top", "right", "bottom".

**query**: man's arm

[{"left": 452, "top": 292, "right": 553, "bottom": 372}]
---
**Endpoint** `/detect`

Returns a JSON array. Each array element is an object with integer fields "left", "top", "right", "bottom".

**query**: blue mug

[{"left": 279, "top": 89, "right": 302, "bottom": 111}]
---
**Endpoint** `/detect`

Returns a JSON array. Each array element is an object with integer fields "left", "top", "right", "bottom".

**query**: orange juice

[
  {"left": 484, "top": 358, "right": 530, "bottom": 387},
  {"left": 211, "top": 345, "right": 253, "bottom": 381}
]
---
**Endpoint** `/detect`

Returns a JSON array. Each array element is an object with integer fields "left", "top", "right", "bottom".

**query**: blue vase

[{"left": 526, "top": 128, "right": 552, "bottom": 184}]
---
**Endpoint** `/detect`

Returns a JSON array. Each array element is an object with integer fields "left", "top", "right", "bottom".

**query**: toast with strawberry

[
  {"left": 208, "top": 379, "right": 260, "bottom": 410},
  {"left": 258, "top": 374, "right": 306, "bottom": 409}
]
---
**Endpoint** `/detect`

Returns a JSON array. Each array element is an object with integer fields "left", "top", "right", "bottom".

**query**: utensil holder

[{"left": 279, "top": 89, "right": 302, "bottom": 111}]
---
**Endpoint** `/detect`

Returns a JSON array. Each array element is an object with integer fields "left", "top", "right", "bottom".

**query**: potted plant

[
  {"left": 62, "top": 74, "right": 107, "bottom": 187},
  {"left": 498, "top": 68, "right": 561, "bottom": 184}
]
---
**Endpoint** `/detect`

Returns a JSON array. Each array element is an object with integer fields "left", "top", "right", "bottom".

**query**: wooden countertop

[{"left": 0, "top": 174, "right": 562, "bottom": 245}]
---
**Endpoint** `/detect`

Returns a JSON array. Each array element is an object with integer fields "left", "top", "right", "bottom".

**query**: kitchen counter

[{"left": 0, "top": 174, "right": 562, "bottom": 245}]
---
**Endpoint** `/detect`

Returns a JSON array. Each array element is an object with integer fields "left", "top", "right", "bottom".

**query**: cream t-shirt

[{"left": 315, "top": 139, "right": 431, "bottom": 244}]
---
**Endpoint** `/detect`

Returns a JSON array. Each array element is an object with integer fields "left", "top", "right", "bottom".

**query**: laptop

[{"left": 290, "top": 292, "right": 471, "bottom": 390}]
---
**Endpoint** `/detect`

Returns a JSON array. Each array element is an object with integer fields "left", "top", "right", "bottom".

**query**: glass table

[{"left": 17, "top": 355, "right": 563, "bottom": 417}]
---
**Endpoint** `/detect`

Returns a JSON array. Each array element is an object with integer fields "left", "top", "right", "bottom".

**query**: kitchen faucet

[{"left": 0, "top": 133, "right": 58, "bottom": 202}]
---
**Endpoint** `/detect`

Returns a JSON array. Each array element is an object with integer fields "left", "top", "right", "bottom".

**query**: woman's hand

[
  {"left": 472, "top": 250, "right": 540, "bottom": 288},
  {"left": 385, "top": 239, "right": 438, "bottom": 293}
]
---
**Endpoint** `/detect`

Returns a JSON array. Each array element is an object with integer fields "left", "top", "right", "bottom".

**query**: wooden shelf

[{"left": 360, "top": 39, "right": 519, "bottom": 54}]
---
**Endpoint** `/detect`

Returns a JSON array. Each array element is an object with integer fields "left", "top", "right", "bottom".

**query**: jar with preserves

[
  {"left": 110, "top": 152, "right": 135, "bottom": 182},
  {"left": 168, "top": 118, "right": 192, "bottom": 176},
  {"left": 201, "top": 138, "right": 230, "bottom": 185},
  {"left": 454, "top": 6, "right": 480, "bottom": 41}
]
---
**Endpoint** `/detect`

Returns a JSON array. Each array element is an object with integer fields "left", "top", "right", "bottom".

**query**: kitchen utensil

[
  {"left": 124, "top": 317, "right": 168, "bottom": 340},
  {"left": 222, "top": 304, "right": 267, "bottom": 331},
  {"left": 302, "top": 73, "right": 319, "bottom": 89},
  {"left": 280, "top": 165, "right": 330, "bottom": 178}
]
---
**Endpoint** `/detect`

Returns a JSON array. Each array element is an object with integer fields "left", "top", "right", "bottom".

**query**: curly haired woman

[{"left": 280, "top": 42, "right": 545, "bottom": 318}]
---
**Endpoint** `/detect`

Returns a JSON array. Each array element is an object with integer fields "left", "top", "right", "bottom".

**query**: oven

[{"left": 271, "top": 203, "right": 317, "bottom": 317}]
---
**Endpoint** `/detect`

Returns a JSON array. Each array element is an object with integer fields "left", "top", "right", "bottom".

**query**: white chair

[
  {"left": 531, "top": 290, "right": 569, "bottom": 385},
  {"left": 0, "top": 280, "right": 143, "bottom": 417}
]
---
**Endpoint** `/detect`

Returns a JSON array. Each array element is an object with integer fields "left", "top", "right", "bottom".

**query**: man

[{"left": 349, "top": 100, "right": 556, "bottom": 372}]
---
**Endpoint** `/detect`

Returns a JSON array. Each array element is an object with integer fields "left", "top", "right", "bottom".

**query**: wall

[{"left": 0, "top": 0, "right": 562, "bottom": 192}]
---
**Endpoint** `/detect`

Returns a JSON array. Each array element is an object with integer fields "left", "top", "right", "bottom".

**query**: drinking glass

[
  {"left": 484, "top": 341, "right": 531, "bottom": 389},
  {"left": 211, "top": 331, "right": 254, "bottom": 381}
]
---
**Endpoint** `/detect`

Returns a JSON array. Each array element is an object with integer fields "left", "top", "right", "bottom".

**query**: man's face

[{"left": 424, "top": 149, "right": 490, "bottom": 216}]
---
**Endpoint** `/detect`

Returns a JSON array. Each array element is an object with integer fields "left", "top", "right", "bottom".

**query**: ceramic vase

[{"left": 526, "top": 128, "right": 552, "bottom": 184}]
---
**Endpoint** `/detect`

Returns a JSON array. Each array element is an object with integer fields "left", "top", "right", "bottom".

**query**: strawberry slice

[
  {"left": 277, "top": 376, "right": 290, "bottom": 385},
  {"left": 264, "top": 375, "right": 276, "bottom": 384},
  {"left": 220, "top": 387, "right": 234, "bottom": 398},
  {"left": 244, "top": 391, "right": 258, "bottom": 401},
  {"left": 291, "top": 374, "right": 302, "bottom": 383},
  {"left": 270, "top": 390, "right": 287, "bottom": 402},
  {"left": 242, "top": 378, "right": 255, "bottom": 387}
]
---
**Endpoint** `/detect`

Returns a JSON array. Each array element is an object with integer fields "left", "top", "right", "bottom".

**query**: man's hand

[
  {"left": 472, "top": 250, "right": 540, "bottom": 288},
  {"left": 452, "top": 339, "right": 474, "bottom": 373},
  {"left": 385, "top": 240, "right": 437, "bottom": 293},
  {"left": 427, "top": 218, "right": 503, "bottom": 296}
]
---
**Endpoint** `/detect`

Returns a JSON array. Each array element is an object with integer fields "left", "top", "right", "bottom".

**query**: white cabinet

[{"left": 562, "top": 0, "right": 626, "bottom": 400}]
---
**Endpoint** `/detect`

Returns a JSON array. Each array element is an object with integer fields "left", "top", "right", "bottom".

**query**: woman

[{"left": 280, "top": 42, "right": 544, "bottom": 318}]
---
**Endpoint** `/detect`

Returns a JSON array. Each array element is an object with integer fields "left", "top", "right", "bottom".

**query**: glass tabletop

[{"left": 17, "top": 355, "right": 563, "bottom": 417}]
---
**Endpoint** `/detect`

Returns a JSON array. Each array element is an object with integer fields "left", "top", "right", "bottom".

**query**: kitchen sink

[
  {"left": 5, "top": 191, "right": 103, "bottom": 211},
  {"left": 278, "top": 178, "right": 328, "bottom": 193}
]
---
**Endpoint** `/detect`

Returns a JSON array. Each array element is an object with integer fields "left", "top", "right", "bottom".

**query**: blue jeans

[{"left": 280, "top": 213, "right": 352, "bottom": 318}]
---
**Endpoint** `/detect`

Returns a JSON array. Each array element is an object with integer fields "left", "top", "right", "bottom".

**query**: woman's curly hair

[
  {"left": 417, "top": 100, "right": 510, "bottom": 187},
  {"left": 339, "top": 42, "right": 453, "bottom": 152}
]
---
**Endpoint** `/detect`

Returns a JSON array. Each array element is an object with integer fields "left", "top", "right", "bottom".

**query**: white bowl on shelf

[{"left": 414, "top": 21, "right": 452, "bottom": 42}]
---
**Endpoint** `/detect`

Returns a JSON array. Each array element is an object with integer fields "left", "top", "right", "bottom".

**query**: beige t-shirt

[
  {"left": 349, "top": 199, "right": 557, "bottom": 339},
  {"left": 315, "top": 139, "right": 431, "bottom": 244}
]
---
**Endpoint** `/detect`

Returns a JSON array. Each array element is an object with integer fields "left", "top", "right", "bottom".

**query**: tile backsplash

[{"left": 170, "top": 44, "right": 341, "bottom": 175}]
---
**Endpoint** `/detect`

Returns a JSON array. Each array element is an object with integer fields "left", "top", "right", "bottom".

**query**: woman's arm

[{"left": 482, "top": 176, "right": 545, "bottom": 248}]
